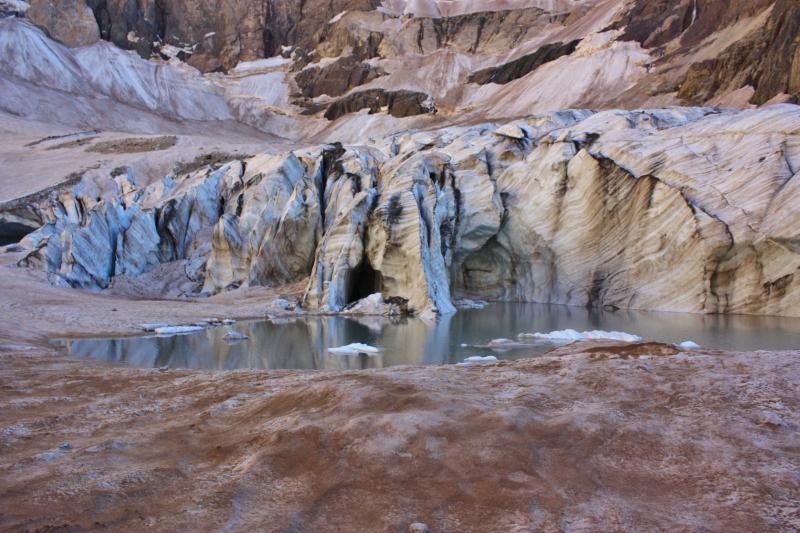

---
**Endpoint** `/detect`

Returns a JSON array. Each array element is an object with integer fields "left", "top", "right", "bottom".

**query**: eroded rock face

[
  {"left": 618, "top": 0, "right": 774, "bottom": 49},
  {"left": 78, "top": 0, "right": 382, "bottom": 71},
  {"left": 468, "top": 39, "right": 580, "bottom": 85},
  {"left": 15, "top": 107, "right": 800, "bottom": 317},
  {"left": 26, "top": 0, "right": 99, "bottom": 47},
  {"left": 8, "top": 0, "right": 800, "bottom": 127},
  {"left": 678, "top": 0, "right": 800, "bottom": 105},
  {"left": 294, "top": 57, "right": 386, "bottom": 98},
  {"left": 322, "top": 89, "right": 435, "bottom": 120}
]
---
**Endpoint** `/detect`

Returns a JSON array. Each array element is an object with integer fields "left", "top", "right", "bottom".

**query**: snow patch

[
  {"left": 329, "top": 343, "right": 381, "bottom": 356},
  {"left": 0, "top": 0, "right": 29, "bottom": 13},
  {"left": 329, "top": 10, "right": 348, "bottom": 24},
  {"left": 518, "top": 329, "right": 643, "bottom": 343},
  {"left": 231, "top": 57, "right": 291, "bottom": 73},
  {"left": 678, "top": 340, "right": 701, "bottom": 349}
]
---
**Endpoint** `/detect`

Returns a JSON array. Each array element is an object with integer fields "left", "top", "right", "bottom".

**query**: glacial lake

[{"left": 60, "top": 303, "right": 800, "bottom": 371}]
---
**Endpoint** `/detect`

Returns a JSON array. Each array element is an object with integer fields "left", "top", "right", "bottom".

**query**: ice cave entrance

[{"left": 0, "top": 220, "right": 36, "bottom": 246}]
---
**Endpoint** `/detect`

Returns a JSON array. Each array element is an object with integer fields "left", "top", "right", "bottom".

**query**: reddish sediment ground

[{"left": 1, "top": 262, "right": 798, "bottom": 532}]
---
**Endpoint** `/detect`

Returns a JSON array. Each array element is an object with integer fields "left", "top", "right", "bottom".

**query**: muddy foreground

[{"left": 0, "top": 262, "right": 799, "bottom": 531}]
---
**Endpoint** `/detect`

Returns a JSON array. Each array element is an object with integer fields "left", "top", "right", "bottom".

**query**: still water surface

[{"left": 61, "top": 303, "right": 800, "bottom": 371}]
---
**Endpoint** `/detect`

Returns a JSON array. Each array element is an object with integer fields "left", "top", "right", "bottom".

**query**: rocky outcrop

[
  {"left": 82, "top": 0, "right": 382, "bottom": 71},
  {"left": 26, "top": 0, "right": 99, "bottom": 47},
  {"left": 375, "top": 6, "right": 556, "bottom": 57},
  {"left": 7, "top": 0, "right": 797, "bottom": 120},
  {"left": 322, "top": 89, "right": 435, "bottom": 120},
  {"left": 5, "top": 0, "right": 799, "bottom": 128},
  {"left": 468, "top": 39, "right": 580, "bottom": 85},
  {"left": 15, "top": 106, "right": 800, "bottom": 317},
  {"left": 678, "top": 0, "right": 800, "bottom": 105},
  {"left": 618, "top": 0, "right": 774, "bottom": 49},
  {"left": 294, "top": 57, "right": 385, "bottom": 98}
]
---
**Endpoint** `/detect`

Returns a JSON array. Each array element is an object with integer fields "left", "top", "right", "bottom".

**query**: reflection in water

[{"left": 62, "top": 303, "right": 800, "bottom": 370}]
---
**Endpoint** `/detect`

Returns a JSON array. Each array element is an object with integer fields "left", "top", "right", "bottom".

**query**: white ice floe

[
  {"left": 518, "top": 329, "right": 643, "bottom": 343},
  {"left": 462, "top": 355, "right": 499, "bottom": 364},
  {"left": 140, "top": 323, "right": 169, "bottom": 331},
  {"left": 329, "top": 343, "right": 381, "bottom": 356},
  {"left": 488, "top": 338, "right": 520, "bottom": 347},
  {"left": 454, "top": 299, "right": 488, "bottom": 309},
  {"left": 485, "top": 338, "right": 539, "bottom": 351},
  {"left": 153, "top": 325, "right": 205, "bottom": 335},
  {"left": 223, "top": 329, "right": 249, "bottom": 341},
  {"left": 678, "top": 340, "right": 701, "bottom": 349}
]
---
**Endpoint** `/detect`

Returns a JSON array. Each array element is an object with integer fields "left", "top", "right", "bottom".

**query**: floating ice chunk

[
  {"left": 153, "top": 325, "right": 205, "bottom": 335},
  {"left": 461, "top": 355, "right": 499, "bottom": 364},
  {"left": 140, "top": 323, "right": 169, "bottom": 331},
  {"left": 485, "top": 338, "right": 536, "bottom": 351},
  {"left": 454, "top": 299, "right": 488, "bottom": 309},
  {"left": 678, "top": 340, "right": 701, "bottom": 349},
  {"left": 488, "top": 338, "right": 515, "bottom": 347},
  {"left": 518, "top": 329, "right": 643, "bottom": 343},
  {"left": 223, "top": 329, "right": 249, "bottom": 341},
  {"left": 329, "top": 343, "right": 380, "bottom": 356}
]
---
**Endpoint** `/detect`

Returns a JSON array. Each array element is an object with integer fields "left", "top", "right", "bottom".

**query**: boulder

[{"left": 26, "top": 0, "right": 99, "bottom": 47}]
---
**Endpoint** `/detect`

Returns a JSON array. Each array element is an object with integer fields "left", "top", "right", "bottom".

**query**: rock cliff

[
  {"left": 6, "top": 0, "right": 799, "bottom": 124},
  {"left": 14, "top": 106, "right": 800, "bottom": 317}
]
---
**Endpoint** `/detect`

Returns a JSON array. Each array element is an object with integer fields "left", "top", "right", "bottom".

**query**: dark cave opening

[
  {"left": 0, "top": 221, "right": 37, "bottom": 246},
  {"left": 346, "top": 259, "right": 381, "bottom": 304}
]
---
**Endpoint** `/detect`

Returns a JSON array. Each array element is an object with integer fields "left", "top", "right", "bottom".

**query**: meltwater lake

[{"left": 59, "top": 303, "right": 800, "bottom": 371}]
